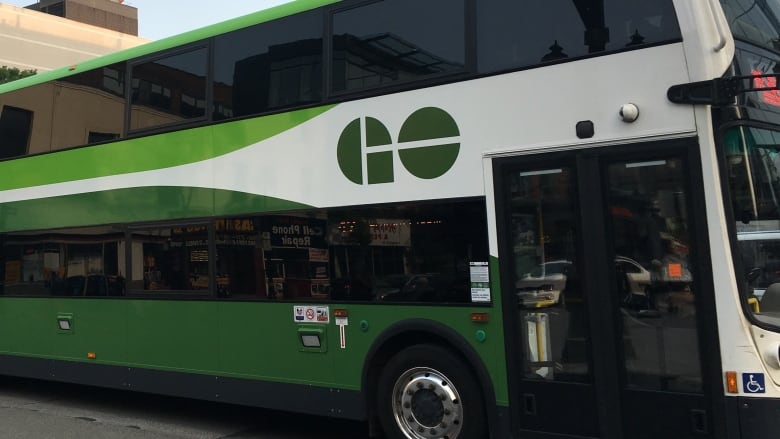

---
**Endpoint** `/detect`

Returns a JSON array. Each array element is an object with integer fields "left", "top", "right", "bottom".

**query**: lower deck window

[
  {"left": 0, "top": 229, "right": 124, "bottom": 297},
  {"left": 213, "top": 200, "right": 488, "bottom": 303},
  {"left": 129, "top": 225, "right": 210, "bottom": 292},
  {"left": 0, "top": 198, "right": 489, "bottom": 304}
]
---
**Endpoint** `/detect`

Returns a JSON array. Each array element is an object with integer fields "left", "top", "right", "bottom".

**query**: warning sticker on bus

[
  {"left": 294, "top": 305, "right": 330, "bottom": 324},
  {"left": 470, "top": 262, "right": 491, "bottom": 302}
]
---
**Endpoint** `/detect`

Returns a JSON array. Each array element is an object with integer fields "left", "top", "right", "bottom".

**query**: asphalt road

[{"left": 0, "top": 376, "right": 370, "bottom": 438}]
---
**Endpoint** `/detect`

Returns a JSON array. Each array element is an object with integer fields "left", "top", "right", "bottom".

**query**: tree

[{"left": 0, "top": 66, "right": 36, "bottom": 85}]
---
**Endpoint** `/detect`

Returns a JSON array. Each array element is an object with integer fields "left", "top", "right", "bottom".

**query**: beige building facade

[{"left": 0, "top": 1, "right": 148, "bottom": 73}]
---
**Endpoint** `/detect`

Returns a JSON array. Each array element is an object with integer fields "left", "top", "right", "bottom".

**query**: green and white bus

[{"left": 0, "top": 0, "right": 779, "bottom": 438}]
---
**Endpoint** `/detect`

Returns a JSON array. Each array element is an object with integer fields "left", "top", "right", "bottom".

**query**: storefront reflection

[{"left": 0, "top": 199, "right": 489, "bottom": 304}]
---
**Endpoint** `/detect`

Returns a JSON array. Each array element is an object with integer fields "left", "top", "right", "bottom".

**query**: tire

[{"left": 376, "top": 344, "right": 487, "bottom": 439}]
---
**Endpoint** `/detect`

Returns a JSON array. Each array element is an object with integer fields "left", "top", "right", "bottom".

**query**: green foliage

[{"left": 0, "top": 66, "right": 36, "bottom": 85}]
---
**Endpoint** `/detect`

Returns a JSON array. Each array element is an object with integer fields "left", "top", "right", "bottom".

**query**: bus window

[
  {"left": 129, "top": 225, "right": 210, "bottom": 293},
  {"left": 0, "top": 227, "right": 123, "bottom": 297},
  {"left": 721, "top": 0, "right": 780, "bottom": 53},
  {"left": 213, "top": 10, "right": 323, "bottom": 120},
  {"left": 130, "top": 47, "right": 208, "bottom": 131},
  {"left": 477, "top": 0, "right": 680, "bottom": 73},
  {"left": 331, "top": 0, "right": 465, "bottom": 93},
  {"left": 725, "top": 126, "right": 780, "bottom": 326},
  {"left": 214, "top": 199, "right": 488, "bottom": 304},
  {"left": 0, "top": 63, "right": 126, "bottom": 158}
]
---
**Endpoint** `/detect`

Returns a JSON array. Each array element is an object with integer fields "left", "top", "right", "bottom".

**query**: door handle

[
  {"left": 691, "top": 409, "right": 708, "bottom": 434},
  {"left": 523, "top": 393, "right": 537, "bottom": 415}
]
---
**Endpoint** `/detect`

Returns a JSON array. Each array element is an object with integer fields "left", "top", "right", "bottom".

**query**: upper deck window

[
  {"left": 0, "top": 62, "right": 127, "bottom": 159},
  {"left": 130, "top": 46, "right": 208, "bottom": 131},
  {"left": 724, "top": 125, "right": 780, "bottom": 327},
  {"left": 478, "top": 0, "right": 681, "bottom": 73},
  {"left": 331, "top": 0, "right": 466, "bottom": 94},
  {"left": 213, "top": 10, "right": 323, "bottom": 121},
  {"left": 722, "top": 0, "right": 780, "bottom": 53}
]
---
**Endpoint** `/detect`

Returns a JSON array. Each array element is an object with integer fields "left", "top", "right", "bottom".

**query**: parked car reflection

[
  {"left": 378, "top": 273, "right": 469, "bottom": 303},
  {"left": 516, "top": 256, "right": 654, "bottom": 308},
  {"left": 515, "top": 260, "right": 573, "bottom": 307}
]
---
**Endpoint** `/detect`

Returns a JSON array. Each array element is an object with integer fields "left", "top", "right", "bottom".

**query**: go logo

[{"left": 337, "top": 107, "right": 460, "bottom": 185}]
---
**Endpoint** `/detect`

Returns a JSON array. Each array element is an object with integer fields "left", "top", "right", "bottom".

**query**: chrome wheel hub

[{"left": 391, "top": 367, "right": 463, "bottom": 439}]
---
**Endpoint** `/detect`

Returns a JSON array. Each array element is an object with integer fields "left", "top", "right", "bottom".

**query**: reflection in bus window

[
  {"left": 130, "top": 47, "right": 208, "bottom": 131},
  {"left": 508, "top": 166, "right": 591, "bottom": 383},
  {"left": 725, "top": 126, "right": 780, "bottom": 326},
  {"left": 216, "top": 200, "right": 488, "bottom": 304},
  {"left": 213, "top": 10, "right": 323, "bottom": 120},
  {"left": 0, "top": 63, "right": 127, "bottom": 158},
  {"left": 607, "top": 158, "right": 701, "bottom": 393},
  {"left": 0, "top": 227, "right": 124, "bottom": 297},
  {"left": 331, "top": 0, "right": 465, "bottom": 93},
  {"left": 129, "top": 226, "right": 210, "bottom": 292},
  {"left": 0, "top": 106, "right": 32, "bottom": 159},
  {"left": 478, "top": 0, "right": 681, "bottom": 73},
  {"left": 721, "top": 0, "right": 780, "bottom": 52}
]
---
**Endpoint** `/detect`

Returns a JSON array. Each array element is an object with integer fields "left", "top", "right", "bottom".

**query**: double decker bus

[{"left": 0, "top": 0, "right": 778, "bottom": 438}]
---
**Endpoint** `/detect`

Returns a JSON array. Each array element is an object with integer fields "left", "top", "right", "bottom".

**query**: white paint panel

[{"left": 1, "top": 44, "right": 694, "bottom": 209}]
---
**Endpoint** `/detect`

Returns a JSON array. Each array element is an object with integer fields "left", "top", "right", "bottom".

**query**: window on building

[{"left": 0, "top": 106, "right": 32, "bottom": 159}]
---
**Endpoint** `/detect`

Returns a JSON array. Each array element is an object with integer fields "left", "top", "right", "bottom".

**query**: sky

[{"left": 2, "top": 0, "right": 293, "bottom": 40}]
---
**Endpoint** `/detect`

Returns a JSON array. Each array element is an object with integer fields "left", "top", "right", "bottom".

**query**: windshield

[
  {"left": 724, "top": 125, "right": 780, "bottom": 325},
  {"left": 722, "top": 0, "right": 780, "bottom": 52}
]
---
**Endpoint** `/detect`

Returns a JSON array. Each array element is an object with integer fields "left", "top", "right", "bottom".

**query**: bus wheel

[{"left": 376, "top": 344, "right": 486, "bottom": 439}]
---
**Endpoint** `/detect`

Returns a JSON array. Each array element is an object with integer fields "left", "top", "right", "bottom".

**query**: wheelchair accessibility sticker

[{"left": 742, "top": 373, "right": 766, "bottom": 394}]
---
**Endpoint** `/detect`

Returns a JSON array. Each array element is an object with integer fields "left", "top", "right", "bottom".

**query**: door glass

[
  {"left": 606, "top": 158, "right": 702, "bottom": 393},
  {"left": 508, "top": 167, "right": 590, "bottom": 382}
]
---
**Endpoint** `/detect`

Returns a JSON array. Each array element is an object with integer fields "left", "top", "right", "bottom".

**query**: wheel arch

[{"left": 361, "top": 318, "right": 500, "bottom": 439}]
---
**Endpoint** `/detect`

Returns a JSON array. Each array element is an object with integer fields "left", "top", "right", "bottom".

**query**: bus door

[{"left": 494, "top": 140, "right": 722, "bottom": 439}]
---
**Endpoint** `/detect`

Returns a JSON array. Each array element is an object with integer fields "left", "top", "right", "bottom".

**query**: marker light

[
  {"left": 471, "top": 312, "right": 489, "bottom": 323},
  {"left": 87, "top": 352, "right": 97, "bottom": 360},
  {"left": 726, "top": 371, "right": 738, "bottom": 393}
]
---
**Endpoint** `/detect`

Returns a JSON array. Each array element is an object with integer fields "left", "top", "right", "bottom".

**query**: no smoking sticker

[{"left": 293, "top": 305, "right": 330, "bottom": 324}]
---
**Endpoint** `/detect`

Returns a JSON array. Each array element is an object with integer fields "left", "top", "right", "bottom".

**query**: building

[
  {"left": 0, "top": 0, "right": 148, "bottom": 73},
  {"left": 25, "top": 0, "right": 138, "bottom": 35}
]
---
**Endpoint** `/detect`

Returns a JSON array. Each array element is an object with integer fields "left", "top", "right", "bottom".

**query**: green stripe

[
  {"left": 0, "top": 187, "right": 312, "bottom": 232},
  {"left": 0, "top": 105, "right": 335, "bottom": 192}
]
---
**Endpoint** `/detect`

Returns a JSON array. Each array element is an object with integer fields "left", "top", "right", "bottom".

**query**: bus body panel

[
  {"left": 0, "top": 44, "right": 693, "bottom": 232},
  {"left": 1, "top": 0, "right": 779, "bottom": 437}
]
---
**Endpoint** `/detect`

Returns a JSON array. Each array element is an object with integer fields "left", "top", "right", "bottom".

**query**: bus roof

[{"left": 0, "top": 0, "right": 340, "bottom": 94}]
